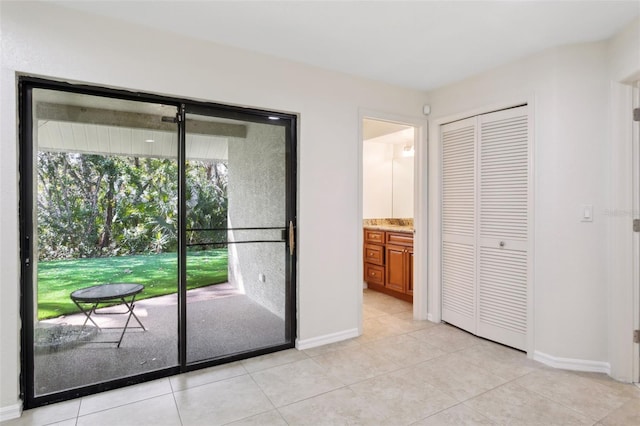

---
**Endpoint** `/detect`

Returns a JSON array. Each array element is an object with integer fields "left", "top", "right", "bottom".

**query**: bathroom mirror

[{"left": 362, "top": 123, "right": 414, "bottom": 219}]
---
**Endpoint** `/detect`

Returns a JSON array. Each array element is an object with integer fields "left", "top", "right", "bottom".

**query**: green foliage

[
  {"left": 37, "top": 152, "right": 228, "bottom": 260},
  {"left": 36, "top": 151, "right": 231, "bottom": 320},
  {"left": 37, "top": 250, "right": 228, "bottom": 320},
  {"left": 186, "top": 161, "right": 228, "bottom": 245}
]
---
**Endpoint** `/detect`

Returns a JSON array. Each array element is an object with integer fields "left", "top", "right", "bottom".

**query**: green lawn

[{"left": 37, "top": 249, "right": 228, "bottom": 320}]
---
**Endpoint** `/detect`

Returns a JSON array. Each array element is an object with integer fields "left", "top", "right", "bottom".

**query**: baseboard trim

[
  {"left": 0, "top": 402, "right": 22, "bottom": 422},
  {"left": 533, "top": 350, "right": 611, "bottom": 374},
  {"left": 296, "top": 328, "right": 359, "bottom": 350}
]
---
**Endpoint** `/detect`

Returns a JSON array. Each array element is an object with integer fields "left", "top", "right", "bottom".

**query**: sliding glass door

[
  {"left": 27, "top": 88, "right": 180, "bottom": 398},
  {"left": 20, "top": 79, "right": 296, "bottom": 408},
  {"left": 184, "top": 108, "right": 293, "bottom": 364}
]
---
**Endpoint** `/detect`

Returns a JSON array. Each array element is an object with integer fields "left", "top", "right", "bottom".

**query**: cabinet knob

[{"left": 499, "top": 241, "right": 505, "bottom": 248}]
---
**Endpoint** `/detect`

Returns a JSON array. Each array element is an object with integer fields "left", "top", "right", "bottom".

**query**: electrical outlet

[{"left": 258, "top": 273, "right": 266, "bottom": 283}]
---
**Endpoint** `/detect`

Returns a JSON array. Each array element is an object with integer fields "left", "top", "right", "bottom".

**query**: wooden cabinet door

[
  {"left": 385, "top": 244, "right": 405, "bottom": 293},
  {"left": 406, "top": 247, "right": 414, "bottom": 295}
]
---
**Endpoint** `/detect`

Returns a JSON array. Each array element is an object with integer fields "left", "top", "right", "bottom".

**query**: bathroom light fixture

[
  {"left": 402, "top": 144, "right": 414, "bottom": 157},
  {"left": 145, "top": 139, "right": 155, "bottom": 143}
]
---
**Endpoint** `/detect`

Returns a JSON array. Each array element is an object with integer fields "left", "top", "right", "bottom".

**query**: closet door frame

[{"left": 432, "top": 98, "right": 535, "bottom": 356}]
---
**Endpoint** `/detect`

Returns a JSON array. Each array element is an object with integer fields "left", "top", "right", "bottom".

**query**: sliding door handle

[{"left": 289, "top": 220, "right": 295, "bottom": 256}]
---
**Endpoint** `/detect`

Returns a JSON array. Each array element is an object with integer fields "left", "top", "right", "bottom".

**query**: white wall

[
  {"left": 427, "top": 21, "right": 640, "bottom": 377},
  {"left": 0, "top": 2, "right": 428, "bottom": 412},
  {"left": 228, "top": 122, "right": 286, "bottom": 318}
]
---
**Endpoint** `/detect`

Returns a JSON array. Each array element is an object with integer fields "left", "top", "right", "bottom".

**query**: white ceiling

[
  {"left": 363, "top": 118, "right": 412, "bottom": 140},
  {"left": 53, "top": 0, "right": 640, "bottom": 91}
]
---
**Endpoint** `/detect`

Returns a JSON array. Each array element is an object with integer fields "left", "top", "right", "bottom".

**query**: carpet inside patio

[{"left": 33, "top": 286, "right": 286, "bottom": 396}]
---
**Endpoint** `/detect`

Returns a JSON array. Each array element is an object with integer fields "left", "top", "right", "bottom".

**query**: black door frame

[{"left": 18, "top": 76, "right": 297, "bottom": 409}]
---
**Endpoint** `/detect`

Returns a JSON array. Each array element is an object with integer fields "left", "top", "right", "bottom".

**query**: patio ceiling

[
  {"left": 33, "top": 91, "right": 245, "bottom": 162},
  {"left": 37, "top": 120, "right": 232, "bottom": 162}
]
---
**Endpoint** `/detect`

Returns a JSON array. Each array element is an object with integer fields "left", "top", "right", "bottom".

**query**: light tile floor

[{"left": 5, "top": 289, "right": 640, "bottom": 426}]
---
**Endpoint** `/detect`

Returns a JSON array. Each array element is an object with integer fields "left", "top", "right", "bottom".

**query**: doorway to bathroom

[{"left": 360, "top": 115, "right": 421, "bottom": 325}]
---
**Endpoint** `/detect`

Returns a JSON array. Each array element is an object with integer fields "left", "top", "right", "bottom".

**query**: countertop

[{"left": 364, "top": 224, "right": 414, "bottom": 233}]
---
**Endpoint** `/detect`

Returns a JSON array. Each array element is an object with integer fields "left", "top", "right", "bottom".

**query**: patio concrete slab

[{"left": 33, "top": 284, "right": 286, "bottom": 396}]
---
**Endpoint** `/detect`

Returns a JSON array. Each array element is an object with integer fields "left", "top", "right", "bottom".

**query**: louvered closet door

[
  {"left": 441, "top": 117, "right": 477, "bottom": 332},
  {"left": 477, "top": 106, "right": 529, "bottom": 350}
]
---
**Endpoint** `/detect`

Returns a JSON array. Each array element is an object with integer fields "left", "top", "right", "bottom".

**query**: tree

[{"left": 37, "top": 150, "right": 228, "bottom": 261}]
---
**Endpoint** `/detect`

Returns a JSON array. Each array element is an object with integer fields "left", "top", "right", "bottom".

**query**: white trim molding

[
  {"left": 0, "top": 402, "right": 22, "bottom": 422},
  {"left": 357, "top": 108, "right": 429, "bottom": 326},
  {"left": 533, "top": 351, "right": 611, "bottom": 374},
  {"left": 295, "top": 328, "right": 359, "bottom": 350},
  {"left": 607, "top": 79, "right": 639, "bottom": 383}
]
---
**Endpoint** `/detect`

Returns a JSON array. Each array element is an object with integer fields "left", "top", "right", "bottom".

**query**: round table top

[{"left": 70, "top": 283, "right": 144, "bottom": 302}]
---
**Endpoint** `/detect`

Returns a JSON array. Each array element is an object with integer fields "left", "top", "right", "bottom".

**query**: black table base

[{"left": 70, "top": 283, "right": 146, "bottom": 348}]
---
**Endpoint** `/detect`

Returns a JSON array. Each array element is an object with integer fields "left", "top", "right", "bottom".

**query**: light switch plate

[{"left": 581, "top": 204, "right": 593, "bottom": 222}]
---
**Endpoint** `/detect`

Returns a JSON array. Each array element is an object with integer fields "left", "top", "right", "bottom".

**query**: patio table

[{"left": 70, "top": 283, "right": 146, "bottom": 348}]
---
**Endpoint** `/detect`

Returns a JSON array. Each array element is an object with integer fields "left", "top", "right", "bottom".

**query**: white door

[
  {"left": 477, "top": 106, "right": 529, "bottom": 350},
  {"left": 441, "top": 106, "right": 529, "bottom": 351},
  {"left": 441, "top": 117, "right": 477, "bottom": 332}
]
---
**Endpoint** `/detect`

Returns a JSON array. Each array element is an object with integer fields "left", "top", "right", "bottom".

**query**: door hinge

[
  {"left": 634, "top": 219, "right": 640, "bottom": 232},
  {"left": 634, "top": 330, "right": 640, "bottom": 344},
  {"left": 634, "top": 108, "right": 640, "bottom": 122}
]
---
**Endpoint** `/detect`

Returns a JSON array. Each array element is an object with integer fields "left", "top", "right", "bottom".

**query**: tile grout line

[
  {"left": 411, "top": 401, "right": 470, "bottom": 425},
  {"left": 74, "top": 397, "right": 82, "bottom": 426},
  {"left": 434, "top": 370, "right": 548, "bottom": 424},
  {"left": 241, "top": 351, "right": 311, "bottom": 374},
  {"left": 168, "top": 366, "right": 250, "bottom": 393},
  {"left": 242, "top": 370, "right": 285, "bottom": 423},
  {"left": 246, "top": 368, "right": 277, "bottom": 405},
  {"left": 72, "top": 380, "right": 175, "bottom": 420},
  {"left": 493, "top": 371, "right": 616, "bottom": 424},
  {"left": 258, "top": 350, "right": 402, "bottom": 419},
  {"left": 168, "top": 375, "right": 185, "bottom": 426}
]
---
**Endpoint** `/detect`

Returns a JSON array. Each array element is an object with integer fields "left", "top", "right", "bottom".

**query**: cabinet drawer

[
  {"left": 364, "top": 229, "right": 385, "bottom": 245},
  {"left": 364, "top": 243, "right": 384, "bottom": 265},
  {"left": 386, "top": 231, "right": 413, "bottom": 246},
  {"left": 364, "top": 263, "right": 385, "bottom": 286}
]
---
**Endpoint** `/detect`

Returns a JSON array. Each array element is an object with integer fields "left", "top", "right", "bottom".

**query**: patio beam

[{"left": 36, "top": 102, "right": 247, "bottom": 138}]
